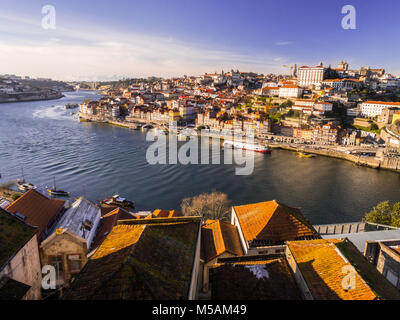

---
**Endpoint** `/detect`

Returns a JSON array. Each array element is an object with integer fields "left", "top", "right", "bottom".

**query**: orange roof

[
  {"left": 287, "top": 239, "right": 377, "bottom": 300},
  {"left": 6, "top": 189, "right": 64, "bottom": 236},
  {"left": 363, "top": 101, "right": 400, "bottom": 106},
  {"left": 151, "top": 209, "right": 182, "bottom": 218},
  {"left": 281, "top": 85, "right": 299, "bottom": 89},
  {"left": 92, "top": 224, "right": 145, "bottom": 259},
  {"left": 233, "top": 200, "right": 318, "bottom": 245},
  {"left": 201, "top": 220, "right": 244, "bottom": 262},
  {"left": 91, "top": 207, "right": 137, "bottom": 250}
]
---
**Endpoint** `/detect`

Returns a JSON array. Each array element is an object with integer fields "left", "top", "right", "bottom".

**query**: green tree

[{"left": 363, "top": 201, "right": 392, "bottom": 225}]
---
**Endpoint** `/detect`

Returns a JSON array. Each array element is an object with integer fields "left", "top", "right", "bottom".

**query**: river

[{"left": 1, "top": 91, "right": 399, "bottom": 224}]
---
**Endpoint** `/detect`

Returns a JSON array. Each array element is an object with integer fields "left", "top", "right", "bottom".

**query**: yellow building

[
  {"left": 392, "top": 111, "right": 400, "bottom": 124},
  {"left": 169, "top": 110, "right": 181, "bottom": 122}
]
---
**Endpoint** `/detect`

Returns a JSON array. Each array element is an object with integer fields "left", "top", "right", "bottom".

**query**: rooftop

[
  {"left": 211, "top": 257, "right": 301, "bottom": 300},
  {"left": 90, "top": 207, "right": 137, "bottom": 250},
  {"left": 62, "top": 219, "right": 201, "bottom": 300},
  {"left": 151, "top": 209, "right": 182, "bottom": 218},
  {"left": 52, "top": 197, "right": 100, "bottom": 245},
  {"left": 201, "top": 220, "right": 243, "bottom": 262},
  {"left": 0, "top": 207, "right": 37, "bottom": 269},
  {"left": 233, "top": 200, "right": 319, "bottom": 246},
  {"left": 287, "top": 239, "right": 400, "bottom": 300},
  {"left": 6, "top": 189, "right": 64, "bottom": 236},
  {"left": 0, "top": 276, "right": 31, "bottom": 300},
  {"left": 321, "top": 229, "right": 400, "bottom": 252}
]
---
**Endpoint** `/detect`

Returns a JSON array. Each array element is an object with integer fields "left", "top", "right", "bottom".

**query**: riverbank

[
  {"left": 0, "top": 187, "right": 21, "bottom": 202},
  {"left": 267, "top": 143, "right": 400, "bottom": 174},
  {"left": 78, "top": 112, "right": 400, "bottom": 174},
  {"left": 0, "top": 93, "right": 64, "bottom": 104}
]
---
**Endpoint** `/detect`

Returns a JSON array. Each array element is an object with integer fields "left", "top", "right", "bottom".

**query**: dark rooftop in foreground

[
  {"left": 0, "top": 207, "right": 37, "bottom": 269},
  {"left": 62, "top": 219, "right": 200, "bottom": 300},
  {"left": 210, "top": 255, "right": 301, "bottom": 300},
  {"left": 0, "top": 276, "right": 31, "bottom": 300}
]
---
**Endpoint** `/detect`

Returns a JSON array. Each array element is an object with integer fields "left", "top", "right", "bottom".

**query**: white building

[
  {"left": 360, "top": 101, "right": 400, "bottom": 117},
  {"left": 298, "top": 65, "right": 325, "bottom": 88},
  {"left": 292, "top": 99, "right": 332, "bottom": 115},
  {"left": 279, "top": 85, "right": 303, "bottom": 98}
]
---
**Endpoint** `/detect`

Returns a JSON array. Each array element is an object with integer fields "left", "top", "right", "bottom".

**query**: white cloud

[
  {"left": 0, "top": 11, "right": 288, "bottom": 80},
  {"left": 276, "top": 41, "right": 294, "bottom": 46}
]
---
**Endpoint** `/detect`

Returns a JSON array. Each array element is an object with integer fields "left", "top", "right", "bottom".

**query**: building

[
  {"left": 392, "top": 111, "right": 400, "bottom": 124},
  {"left": 62, "top": 217, "right": 202, "bottom": 300},
  {"left": 364, "top": 239, "right": 400, "bottom": 289},
  {"left": 297, "top": 65, "right": 325, "bottom": 88},
  {"left": 279, "top": 85, "right": 303, "bottom": 98},
  {"left": 200, "top": 220, "right": 243, "bottom": 293},
  {"left": 292, "top": 99, "right": 333, "bottom": 116},
  {"left": 293, "top": 128, "right": 313, "bottom": 141},
  {"left": 50, "top": 197, "right": 101, "bottom": 249},
  {"left": 90, "top": 207, "right": 138, "bottom": 251},
  {"left": 6, "top": 189, "right": 65, "bottom": 242},
  {"left": 231, "top": 200, "right": 320, "bottom": 255},
  {"left": 360, "top": 101, "right": 400, "bottom": 118},
  {"left": 377, "top": 107, "right": 397, "bottom": 124},
  {"left": 210, "top": 255, "right": 301, "bottom": 300},
  {"left": 150, "top": 209, "right": 182, "bottom": 218},
  {"left": 0, "top": 208, "right": 42, "bottom": 300},
  {"left": 312, "top": 124, "right": 340, "bottom": 145},
  {"left": 40, "top": 229, "right": 89, "bottom": 289},
  {"left": 286, "top": 238, "right": 400, "bottom": 300}
]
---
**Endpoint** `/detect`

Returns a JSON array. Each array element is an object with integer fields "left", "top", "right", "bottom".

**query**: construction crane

[{"left": 282, "top": 64, "right": 297, "bottom": 77}]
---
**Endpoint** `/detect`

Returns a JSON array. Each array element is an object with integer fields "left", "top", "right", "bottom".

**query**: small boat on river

[{"left": 100, "top": 195, "right": 135, "bottom": 209}]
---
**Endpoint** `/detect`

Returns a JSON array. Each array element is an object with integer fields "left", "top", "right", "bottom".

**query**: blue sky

[{"left": 0, "top": 0, "right": 399, "bottom": 80}]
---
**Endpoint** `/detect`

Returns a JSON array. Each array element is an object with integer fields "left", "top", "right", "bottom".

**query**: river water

[{"left": 1, "top": 91, "right": 399, "bottom": 224}]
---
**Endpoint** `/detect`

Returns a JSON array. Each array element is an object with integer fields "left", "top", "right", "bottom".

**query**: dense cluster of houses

[
  {"left": 2, "top": 189, "right": 400, "bottom": 300},
  {"left": 78, "top": 62, "right": 400, "bottom": 149}
]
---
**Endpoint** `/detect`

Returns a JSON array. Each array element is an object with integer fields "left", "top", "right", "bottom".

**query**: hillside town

[
  {"left": 0, "top": 74, "right": 73, "bottom": 103},
  {"left": 3, "top": 61, "right": 400, "bottom": 301},
  {"left": 78, "top": 62, "right": 400, "bottom": 171},
  {"left": 2, "top": 188, "right": 400, "bottom": 300}
]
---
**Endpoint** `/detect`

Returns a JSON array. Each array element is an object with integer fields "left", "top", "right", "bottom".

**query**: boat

[
  {"left": 47, "top": 177, "right": 70, "bottom": 197},
  {"left": 47, "top": 188, "right": 70, "bottom": 197},
  {"left": 65, "top": 103, "right": 79, "bottom": 109},
  {"left": 297, "top": 152, "right": 315, "bottom": 158},
  {"left": 100, "top": 195, "right": 135, "bottom": 209},
  {"left": 16, "top": 169, "right": 37, "bottom": 192},
  {"left": 224, "top": 141, "right": 271, "bottom": 154},
  {"left": 17, "top": 180, "right": 37, "bottom": 192}
]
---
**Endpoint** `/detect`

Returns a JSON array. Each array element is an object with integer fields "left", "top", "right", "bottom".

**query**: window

[
  {"left": 50, "top": 256, "right": 64, "bottom": 284},
  {"left": 386, "top": 268, "right": 399, "bottom": 287},
  {"left": 67, "top": 254, "right": 82, "bottom": 274}
]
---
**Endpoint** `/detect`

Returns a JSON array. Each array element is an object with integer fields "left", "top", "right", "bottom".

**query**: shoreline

[
  {"left": 0, "top": 94, "right": 65, "bottom": 104},
  {"left": 78, "top": 113, "right": 400, "bottom": 174},
  {"left": 268, "top": 144, "right": 400, "bottom": 174}
]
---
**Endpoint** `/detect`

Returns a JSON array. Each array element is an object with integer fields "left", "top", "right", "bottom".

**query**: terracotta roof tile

[
  {"left": 201, "top": 220, "right": 243, "bottom": 262},
  {"left": 151, "top": 209, "right": 182, "bottom": 218},
  {"left": 287, "top": 239, "right": 377, "bottom": 300},
  {"left": 91, "top": 208, "right": 138, "bottom": 250},
  {"left": 233, "top": 201, "right": 319, "bottom": 245},
  {"left": 6, "top": 190, "right": 64, "bottom": 236}
]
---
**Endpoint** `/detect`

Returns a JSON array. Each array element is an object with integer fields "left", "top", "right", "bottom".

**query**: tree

[
  {"left": 363, "top": 201, "right": 393, "bottom": 226},
  {"left": 181, "top": 191, "right": 231, "bottom": 221}
]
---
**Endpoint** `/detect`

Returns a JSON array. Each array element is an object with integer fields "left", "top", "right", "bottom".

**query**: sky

[{"left": 0, "top": 0, "right": 400, "bottom": 81}]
